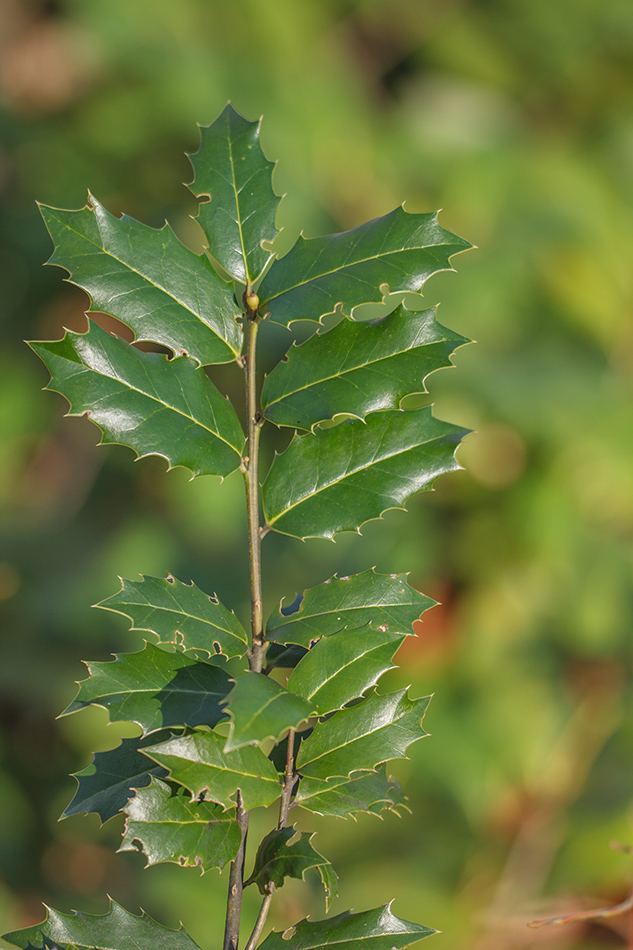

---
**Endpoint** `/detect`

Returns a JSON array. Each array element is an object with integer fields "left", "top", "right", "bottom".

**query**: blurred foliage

[{"left": 1, "top": 0, "right": 632, "bottom": 948}]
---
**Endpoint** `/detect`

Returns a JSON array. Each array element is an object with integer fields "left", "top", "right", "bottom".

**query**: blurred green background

[{"left": 1, "top": 0, "right": 632, "bottom": 948}]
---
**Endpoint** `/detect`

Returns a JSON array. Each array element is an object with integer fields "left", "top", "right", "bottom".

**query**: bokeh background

[{"left": 1, "top": 1, "right": 633, "bottom": 948}]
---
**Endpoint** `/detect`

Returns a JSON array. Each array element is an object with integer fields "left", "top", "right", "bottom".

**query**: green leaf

[
  {"left": 295, "top": 767, "right": 407, "bottom": 819},
  {"left": 40, "top": 197, "right": 241, "bottom": 365},
  {"left": 223, "top": 672, "right": 315, "bottom": 752},
  {"left": 258, "top": 903, "right": 435, "bottom": 950},
  {"left": 120, "top": 776, "right": 241, "bottom": 872},
  {"left": 317, "top": 861, "right": 339, "bottom": 912},
  {"left": 262, "top": 306, "right": 466, "bottom": 430},
  {"left": 287, "top": 628, "right": 403, "bottom": 715},
  {"left": 2, "top": 899, "right": 202, "bottom": 950},
  {"left": 263, "top": 407, "right": 467, "bottom": 540},
  {"left": 296, "top": 689, "right": 430, "bottom": 781},
  {"left": 63, "top": 643, "right": 232, "bottom": 735},
  {"left": 188, "top": 103, "right": 279, "bottom": 284},
  {"left": 97, "top": 574, "right": 248, "bottom": 659},
  {"left": 142, "top": 730, "right": 281, "bottom": 811},
  {"left": 245, "top": 826, "right": 330, "bottom": 894},
  {"left": 62, "top": 735, "right": 169, "bottom": 824},
  {"left": 267, "top": 570, "right": 435, "bottom": 648},
  {"left": 259, "top": 206, "right": 471, "bottom": 327},
  {"left": 31, "top": 320, "right": 245, "bottom": 478}
]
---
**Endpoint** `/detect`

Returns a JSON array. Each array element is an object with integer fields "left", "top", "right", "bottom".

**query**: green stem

[{"left": 223, "top": 792, "right": 249, "bottom": 950}]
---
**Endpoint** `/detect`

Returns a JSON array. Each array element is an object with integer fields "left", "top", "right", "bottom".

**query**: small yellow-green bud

[{"left": 246, "top": 292, "right": 259, "bottom": 311}]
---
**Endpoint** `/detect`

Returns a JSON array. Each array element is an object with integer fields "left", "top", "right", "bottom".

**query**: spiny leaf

[
  {"left": 120, "top": 776, "right": 241, "bottom": 872},
  {"left": 258, "top": 205, "right": 471, "bottom": 327},
  {"left": 63, "top": 643, "right": 232, "bottom": 735},
  {"left": 40, "top": 197, "right": 241, "bottom": 365},
  {"left": 262, "top": 306, "right": 466, "bottom": 430},
  {"left": 317, "top": 861, "right": 339, "bottom": 912},
  {"left": 222, "top": 672, "right": 315, "bottom": 752},
  {"left": 142, "top": 730, "right": 281, "bottom": 811},
  {"left": 31, "top": 321, "right": 245, "bottom": 478},
  {"left": 62, "top": 734, "right": 169, "bottom": 824},
  {"left": 296, "top": 689, "right": 430, "bottom": 781},
  {"left": 295, "top": 767, "right": 407, "bottom": 820},
  {"left": 263, "top": 407, "right": 467, "bottom": 540},
  {"left": 267, "top": 570, "right": 435, "bottom": 648},
  {"left": 245, "top": 826, "right": 330, "bottom": 895},
  {"left": 258, "top": 903, "right": 435, "bottom": 950},
  {"left": 287, "top": 628, "right": 404, "bottom": 716},
  {"left": 2, "top": 899, "right": 202, "bottom": 950},
  {"left": 97, "top": 574, "right": 248, "bottom": 659},
  {"left": 188, "top": 103, "right": 280, "bottom": 284}
]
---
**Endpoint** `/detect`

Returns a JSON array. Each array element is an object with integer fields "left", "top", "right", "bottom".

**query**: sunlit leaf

[
  {"left": 267, "top": 570, "right": 435, "bottom": 647},
  {"left": 120, "top": 776, "right": 241, "bottom": 872},
  {"left": 63, "top": 643, "right": 231, "bottom": 735},
  {"left": 296, "top": 689, "right": 430, "bottom": 781},
  {"left": 262, "top": 306, "right": 466, "bottom": 430},
  {"left": 259, "top": 903, "right": 435, "bottom": 950},
  {"left": 287, "top": 627, "right": 403, "bottom": 715},
  {"left": 97, "top": 574, "right": 248, "bottom": 659},
  {"left": 40, "top": 197, "right": 241, "bottom": 365},
  {"left": 142, "top": 730, "right": 281, "bottom": 811},
  {"left": 223, "top": 672, "right": 315, "bottom": 752},
  {"left": 2, "top": 899, "right": 202, "bottom": 950},
  {"left": 189, "top": 103, "right": 279, "bottom": 284},
  {"left": 31, "top": 321, "right": 245, "bottom": 478},
  {"left": 259, "top": 206, "right": 470, "bottom": 326},
  {"left": 62, "top": 735, "right": 169, "bottom": 824},
  {"left": 263, "top": 408, "right": 466, "bottom": 539},
  {"left": 295, "top": 767, "right": 407, "bottom": 820}
]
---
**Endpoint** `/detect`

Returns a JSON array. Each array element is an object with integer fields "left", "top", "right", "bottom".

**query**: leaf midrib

[{"left": 110, "top": 596, "right": 246, "bottom": 643}]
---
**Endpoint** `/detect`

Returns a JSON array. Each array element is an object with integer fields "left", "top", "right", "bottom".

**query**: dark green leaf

[
  {"left": 263, "top": 407, "right": 467, "bottom": 539},
  {"left": 267, "top": 571, "right": 435, "bottom": 648},
  {"left": 2, "top": 899, "right": 202, "bottom": 950},
  {"left": 265, "top": 642, "right": 309, "bottom": 669},
  {"left": 259, "top": 206, "right": 471, "bottom": 326},
  {"left": 63, "top": 643, "right": 231, "bottom": 735},
  {"left": 296, "top": 689, "right": 430, "bottom": 781},
  {"left": 31, "top": 321, "right": 245, "bottom": 478},
  {"left": 97, "top": 574, "right": 248, "bottom": 659},
  {"left": 120, "top": 776, "right": 241, "bottom": 872},
  {"left": 244, "top": 826, "right": 330, "bottom": 894},
  {"left": 40, "top": 197, "right": 241, "bottom": 365},
  {"left": 188, "top": 103, "right": 279, "bottom": 284},
  {"left": 62, "top": 734, "right": 169, "bottom": 824},
  {"left": 262, "top": 306, "right": 466, "bottom": 430},
  {"left": 295, "top": 767, "right": 407, "bottom": 819},
  {"left": 142, "top": 730, "right": 281, "bottom": 811},
  {"left": 223, "top": 672, "right": 315, "bottom": 752},
  {"left": 287, "top": 628, "right": 403, "bottom": 715},
  {"left": 259, "top": 903, "right": 435, "bottom": 950}
]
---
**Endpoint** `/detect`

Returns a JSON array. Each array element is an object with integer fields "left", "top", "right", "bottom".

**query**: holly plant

[{"left": 3, "top": 104, "right": 471, "bottom": 950}]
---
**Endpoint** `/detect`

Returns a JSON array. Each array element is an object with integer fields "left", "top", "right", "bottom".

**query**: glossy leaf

[
  {"left": 287, "top": 628, "right": 403, "bottom": 715},
  {"left": 263, "top": 407, "right": 467, "bottom": 539},
  {"left": 267, "top": 570, "right": 435, "bottom": 647},
  {"left": 296, "top": 689, "right": 430, "bottom": 781},
  {"left": 189, "top": 103, "right": 279, "bottom": 284},
  {"left": 259, "top": 205, "right": 470, "bottom": 327},
  {"left": 97, "top": 574, "right": 248, "bottom": 659},
  {"left": 120, "top": 776, "right": 241, "bottom": 872},
  {"left": 262, "top": 305, "right": 466, "bottom": 430},
  {"left": 3, "top": 899, "right": 202, "bottom": 950},
  {"left": 259, "top": 903, "right": 435, "bottom": 950},
  {"left": 223, "top": 672, "right": 315, "bottom": 752},
  {"left": 142, "top": 730, "right": 281, "bottom": 811},
  {"left": 63, "top": 643, "right": 231, "bottom": 735},
  {"left": 295, "top": 767, "right": 407, "bottom": 819},
  {"left": 245, "top": 826, "right": 330, "bottom": 894},
  {"left": 31, "top": 321, "right": 245, "bottom": 478},
  {"left": 62, "top": 735, "right": 169, "bottom": 824},
  {"left": 40, "top": 197, "right": 241, "bottom": 365}
]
